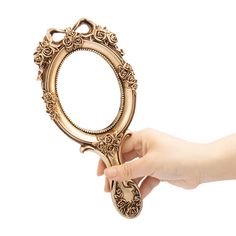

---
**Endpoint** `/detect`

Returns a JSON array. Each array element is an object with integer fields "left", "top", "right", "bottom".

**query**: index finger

[{"left": 121, "top": 130, "right": 144, "bottom": 155}]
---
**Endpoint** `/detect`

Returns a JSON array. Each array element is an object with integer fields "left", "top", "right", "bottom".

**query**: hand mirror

[{"left": 34, "top": 18, "right": 142, "bottom": 218}]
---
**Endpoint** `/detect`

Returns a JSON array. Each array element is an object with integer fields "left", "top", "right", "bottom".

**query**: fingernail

[{"left": 105, "top": 167, "right": 117, "bottom": 178}]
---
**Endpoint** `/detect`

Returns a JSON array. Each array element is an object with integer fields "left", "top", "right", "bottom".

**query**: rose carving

[
  {"left": 127, "top": 75, "right": 138, "bottom": 90},
  {"left": 63, "top": 28, "right": 83, "bottom": 52},
  {"left": 96, "top": 133, "right": 123, "bottom": 157},
  {"left": 63, "top": 37, "right": 73, "bottom": 50},
  {"left": 34, "top": 54, "right": 43, "bottom": 66},
  {"left": 107, "top": 33, "right": 118, "bottom": 45},
  {"left": 74, "top": 36, "right": 83, "bottom": 46},
  {"left": 93, "top": 26, "right": 120, "bottom": 49},
  {"left": 94, "top": 28, "right": 107, "bottom": 42},
  {"left": 112, "top": 181, "right": 142, "bottom": 218},
  {"left": 42, "top": 46, "right": 54, "bottom": 58},
  {"left": 34, "top": 40, "right": 59, "bottom": 80},
  {"left": 42, "top": 91, "right": 58, "bottom": 120},
  {"left": 118, "top": 63, "right": 137, "bottom": 91},
  {"left": 118, "top": 63, "right": 133, "bottom": 79}
]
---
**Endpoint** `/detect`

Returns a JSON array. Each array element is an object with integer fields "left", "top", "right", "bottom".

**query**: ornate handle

[
  {"left": 81, "top": 131, "right": 143, "bottom": 218},
  {"left": 110, "top": 149, "right": 143, "bottom": 218},
  {"left": 111, "top": 180, "right": 142, "bottom": 218}
]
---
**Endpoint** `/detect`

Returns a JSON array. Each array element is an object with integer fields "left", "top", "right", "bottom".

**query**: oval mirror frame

[
  {"left": 56, "top": 49, "right": 122, "bottom": 132},
  {"left": 34, "top": 18, "right": 142, "bottom": 218}
]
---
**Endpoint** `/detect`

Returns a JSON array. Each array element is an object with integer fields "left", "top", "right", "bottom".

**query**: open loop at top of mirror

[{"left": 34, "top": 18, "right": 138, "bottom": 145}]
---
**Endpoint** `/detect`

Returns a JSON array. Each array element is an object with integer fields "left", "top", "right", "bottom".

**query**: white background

[{"left": 1, "top": 0, "right": 236, "bottom": 235}]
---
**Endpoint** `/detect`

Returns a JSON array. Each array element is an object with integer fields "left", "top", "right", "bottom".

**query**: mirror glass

[{"left": 56, "top": 50, "right": 121, "bottom": 132}]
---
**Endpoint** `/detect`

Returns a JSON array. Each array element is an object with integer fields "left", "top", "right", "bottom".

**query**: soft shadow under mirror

[{"left": 56, "top": 50, "right": 121, "bottom": 132}]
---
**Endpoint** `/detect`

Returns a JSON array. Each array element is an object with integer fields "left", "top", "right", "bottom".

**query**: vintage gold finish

[{"left": 34, "top": 18, "right": 142, "bottom": 218}]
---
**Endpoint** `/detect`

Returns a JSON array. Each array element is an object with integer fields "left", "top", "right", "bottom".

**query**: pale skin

[{"left": 97, "top": 128, "right": 236, "bottom": 198}]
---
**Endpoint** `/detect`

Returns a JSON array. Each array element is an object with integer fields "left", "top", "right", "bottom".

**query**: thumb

[{"left": 104, "top": 157, "right": 151, "bottom": 181}]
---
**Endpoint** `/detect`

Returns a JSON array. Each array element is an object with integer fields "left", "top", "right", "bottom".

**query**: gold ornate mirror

[{"left": 34, "top": 18, "right": 142, "bottom": 218}]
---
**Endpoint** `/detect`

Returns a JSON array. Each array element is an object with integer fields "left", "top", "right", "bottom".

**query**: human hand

[{"left": 97, "top": 129, "right": 212, "bottom": 198}]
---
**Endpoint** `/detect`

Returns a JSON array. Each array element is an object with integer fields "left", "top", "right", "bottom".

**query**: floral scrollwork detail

[
  {"left": 93, "top": 26, "right": 123, "bottom": 56},
  {"left": 63, "top": 28, "right": 83, "bottom": 52},
  {"left": 118, "top": 63, "right": 137, "bottom": 91},
  {"left": 42, "top": 91, "right": 59, "bottom": 120},
  {"left": 96, "top": 133, "right": 123, "bottom": 157},
  {"left": 94, "top": 26, "right": 118, "bottom": 45},
  {"left": 94, "top": 27, "right": 107, "bottom": 42},
  {"left": 113, "top": 181, "right": 142, "bottom": 218},
  {"left": 34, "top": 40, "right": 59, "bottom": 80}
]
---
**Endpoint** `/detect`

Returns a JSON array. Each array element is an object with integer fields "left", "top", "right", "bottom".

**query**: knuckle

[
  {"left": 143, "top": 128, "right": 153, "bottom": 134},
  {"left": 121, "top": 163, "right": 132, "bottom": 180}
]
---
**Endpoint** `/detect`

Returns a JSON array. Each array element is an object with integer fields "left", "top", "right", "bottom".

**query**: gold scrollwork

[
  {"left": 93, "top": 25, "right": 123, "bottom": 56},
  {"left": 113, "top": 181, "right": 142, "bottom": 218},
  {"left": 118, "top": 63, "right": 137, "bottom": 91},
  {"left": 42, "top": 91, "right": 59, "bottom": 120},
  {"left": 63, "top": 28, "right": 84, "bottom": 52},
  {"left": 96, "top": 133, "right": 123, "bottom": 158},
  {"left": 34, "top": 40, "right": 59, "bottom": 81},
  {"left": 33, "top": 20, "right": 125, "bottom": 82}
]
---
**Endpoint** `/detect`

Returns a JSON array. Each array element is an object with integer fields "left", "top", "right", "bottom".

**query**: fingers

[
  {"left": 97, "top": 150, "right": 139, "bottom": 177},
  {"left": 133, "top": 177, "right": 144, "bottom": 186},
  {"left": 104, "top": 155, "right": 153, "bottom": 181},
  {"left": 103, "top": 175, "right": 160, "bottom": 197},
  {"left": 97, "top": 129, "right": 145, "bottom": 177},
  {"left": 97, "top": 159, "right": 106, "bottom": 176},
  {"left": 104, "top": 177, "right": 110, "bottom": 192},
  {"left": 121, "top": 130, "right": 144, "bottom": 155},
  {"left": 122, "top": 150, "right": 139, "bottom": 162},
  {"left": 168, "top": 179, "right": 199, "bottom": 189},
  {"left": 140, "top": 176, "right": 160, "bottom": 198}
]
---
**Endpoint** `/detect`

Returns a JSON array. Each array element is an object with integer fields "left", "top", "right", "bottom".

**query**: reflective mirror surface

[{"left": 57, "top": 50, "right": 121, "bottom": 132}]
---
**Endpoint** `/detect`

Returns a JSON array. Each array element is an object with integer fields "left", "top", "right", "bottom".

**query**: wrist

[
  {"left": 197, "top": 142, "right": 219, "bottom": 184},
  {"left": 197, "top": 140, "right": 235, "bottom": 184}
]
